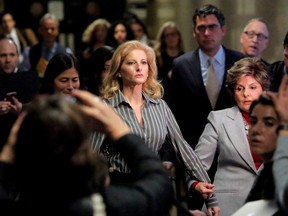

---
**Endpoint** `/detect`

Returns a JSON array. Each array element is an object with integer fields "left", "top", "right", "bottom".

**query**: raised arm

[{"left": 268, "top": 75, "right": 288, "bottom": 213}]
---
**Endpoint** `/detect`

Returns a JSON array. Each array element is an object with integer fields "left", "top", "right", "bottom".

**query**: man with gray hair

[
  {"left": 240, "top": 17, "right": 270, "bottom": 66},
  {"left": 20, "top": 13, "right": 73, "bottom": 78}
]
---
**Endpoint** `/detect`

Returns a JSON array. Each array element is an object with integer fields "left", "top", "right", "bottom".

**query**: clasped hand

[
  {"left": 194, "top": 182, "right": 215, "bottom": 199},
  {"left": 0, "top": 97, "right": 22, "bottom": 116}
]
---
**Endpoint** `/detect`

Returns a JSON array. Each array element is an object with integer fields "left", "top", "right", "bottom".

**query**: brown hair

[{"left": 226, "top": 57, "right": 270, "bottom": 96}]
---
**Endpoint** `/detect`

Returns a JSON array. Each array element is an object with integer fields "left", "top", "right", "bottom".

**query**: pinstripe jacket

[{"left": 90, "top": 90, "right": 218, "bottom": 208}]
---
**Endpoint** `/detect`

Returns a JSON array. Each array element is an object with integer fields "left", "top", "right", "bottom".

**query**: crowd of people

[{"left": 1, "top": 2, "right": 288, "bottom": 216}]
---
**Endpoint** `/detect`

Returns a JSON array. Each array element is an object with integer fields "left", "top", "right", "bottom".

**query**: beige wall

[{"left": 142, "top": 0, "right": 287, "bottom": 63}]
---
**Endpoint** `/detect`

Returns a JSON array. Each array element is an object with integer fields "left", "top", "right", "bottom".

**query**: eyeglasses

[
  {"left": 244, "top": 31, "right": 268, "bottom": 41},
  {"left": 196, "top": 24, "right": 220, "bottom": 33}
]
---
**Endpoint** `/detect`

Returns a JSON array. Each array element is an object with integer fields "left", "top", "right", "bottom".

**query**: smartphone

[{"left": 6, "top": 91, "right": 17, "bottom": 103}]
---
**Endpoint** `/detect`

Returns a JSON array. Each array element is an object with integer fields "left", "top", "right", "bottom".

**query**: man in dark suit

[
  {"left": 0, "top": 11, "right": 38, "bottom": 63},
  {"left": 171, "top": 4, "right": 245, "bottom": 150},
  {"left": 269, "top": 31, "right": 288, "bottom": 92},
  {"left": 0, "top": 37, "right": 39, "bottom": 151},
  {"left": 170, "top": 4, "right": 245, "bottom": 210},
  {"left": 20, "top": 13, "right": 72, "bottom": 79}
]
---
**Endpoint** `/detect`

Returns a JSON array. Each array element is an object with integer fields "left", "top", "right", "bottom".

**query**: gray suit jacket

[
  {"left": 195, "top": 106, "right": 263, "bottom": 216},
  {"left": 273, "top": 136, "right": 288, "bottom": 214}
]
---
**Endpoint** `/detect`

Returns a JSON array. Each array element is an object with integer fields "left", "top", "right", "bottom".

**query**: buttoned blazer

[
  {"left": 170, "top": 46, "right": 245, "bottom": 149},
  {"left": 195, "top": 106, "right": 262, "bottom": 216}
]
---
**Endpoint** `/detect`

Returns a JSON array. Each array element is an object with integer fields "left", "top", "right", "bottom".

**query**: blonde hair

[
  {"left": 101, "top": 40, "right": 164, "bottom": 99},
  {"left": 82, "top": 18, "right": 111, "bottom": 43},
  {"left": 153, "top": 21, "right": 184, "bottom": 66}
]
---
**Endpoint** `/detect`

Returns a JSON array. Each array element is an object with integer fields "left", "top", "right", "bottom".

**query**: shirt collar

[
  {"left": 199, "top": 46, "right": 225, "bottom": 66},
  {"left": 9, "top": 28, "right": 17, "bottom": 37},
  {"left": 107, "top": 90, "right": 159, "bottom": 107}
]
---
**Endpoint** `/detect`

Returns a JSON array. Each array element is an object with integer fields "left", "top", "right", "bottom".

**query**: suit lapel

[
  {"left": 190, "top": 49, "right": 206, "bottom": 87},
  {"left": 224, "top": 107, "right": 258, "bottom": 174},
  {"left": 189, "top": 50, "right": 213, "bottom": 108}
]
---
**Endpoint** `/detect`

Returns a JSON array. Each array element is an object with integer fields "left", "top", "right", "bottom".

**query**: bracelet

[{"left": 276, "top": 123, "right": 288, "bottom": 134}]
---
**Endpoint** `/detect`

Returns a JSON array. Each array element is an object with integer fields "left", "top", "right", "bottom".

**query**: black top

[
  {"left": 0, "top": 70, "right": 39, "bottom": 150},
  {"left": 268, "top": 61, "right": 286, "bottom": 92},
  {"left": 0, "top": 134, "right": 174, "bottom": 216}
]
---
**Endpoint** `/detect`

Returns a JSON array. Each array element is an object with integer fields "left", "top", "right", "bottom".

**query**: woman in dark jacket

[{"left": 0, "top": 90, "right": 174, "bottom": 216}]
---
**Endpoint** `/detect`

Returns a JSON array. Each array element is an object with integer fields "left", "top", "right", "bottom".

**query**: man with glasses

[
  {"left": 170, "top": 4, "right": 245, "bottom": 211},
  {"left": 240, "top": 18, "right": 270, "bottom": 66}
]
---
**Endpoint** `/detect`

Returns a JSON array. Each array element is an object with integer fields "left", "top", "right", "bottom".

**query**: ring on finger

[{"left": 93, "top": 96, "right": 101, "bottom": 104}]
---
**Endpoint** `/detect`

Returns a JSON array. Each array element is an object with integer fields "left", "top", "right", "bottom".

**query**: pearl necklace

[{"left": 243, "top": 117, "right": 249, "bottom": 135}]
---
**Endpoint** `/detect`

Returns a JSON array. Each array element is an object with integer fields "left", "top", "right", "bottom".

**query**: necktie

[{"left": 206, "top": 58, "right": 220, "bottom": 109}]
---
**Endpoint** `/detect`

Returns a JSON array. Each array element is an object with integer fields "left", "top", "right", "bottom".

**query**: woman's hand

[
  {"left": 194, "top": 182, "right": 215, "bottom": 199},
  {"left": 0, "top": 112, "right": 27, "bottom": 163},
  {"left": 0, "top": 101, "right": 11, "bottom": 116},
  {"left": 73, "top": 89, "right": 131, "bottom": 141}
]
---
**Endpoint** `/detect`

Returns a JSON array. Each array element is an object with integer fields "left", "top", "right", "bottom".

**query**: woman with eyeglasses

[
  {"left": 153, "top": 21, "right": 185, "bottom": 106},
  {"left": 91, "top": 40, "right": 220, "bottom": 216}
]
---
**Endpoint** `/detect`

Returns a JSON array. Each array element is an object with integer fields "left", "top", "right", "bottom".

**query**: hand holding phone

[{"left": 5, "top": 92, "right": 17, "bottom": 103}]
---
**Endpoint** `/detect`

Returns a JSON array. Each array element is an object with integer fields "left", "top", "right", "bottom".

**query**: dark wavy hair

[
  {"left": 226, "top": 57, "right": 270, "bottom": 100},
  {"left": 86, "top": 46, "right": 115, "bottom": 95},
  {"left": 106, "top": 19, "right": 134, "bottom": 48},
  {"left": 249, "top": 93, "right": 274, "bottom": 116}
]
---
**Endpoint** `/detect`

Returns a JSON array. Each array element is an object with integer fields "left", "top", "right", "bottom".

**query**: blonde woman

[
  {"left": 91, "top": 40, "right": 220, "bottom": 215},
  {"left": 153, "top": 21, "right": 185, "bottom": 105},
  {"left": 81, "top": 18, "right": 111, "bottom": 60}
]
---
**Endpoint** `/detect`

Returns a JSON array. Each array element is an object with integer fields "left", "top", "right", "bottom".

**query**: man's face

[
  {"left": 0, "top": 39, "right": 19, "bottom": 74},
  {"left": 38, "top": 18, "right": 59, "bottom": 45},
  {"left": 1, "top": 13, "right": 15, "bottom": 34},
  {"left": 193, "top": 14, "right": 226, "bottom": 55},
  {"left": 240, "top": 21, "right": 269, "bottom": 58}
]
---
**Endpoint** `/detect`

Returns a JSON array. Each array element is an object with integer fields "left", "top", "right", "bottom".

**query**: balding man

[
  {"left": 0, "top": 37, "right": 39, "bottom": 150},
  {"left": 240, "top": 17, "right": 270, "bottom": 66},
  {"left": 20, "top": 13, "right": 73, "bottom": 78}
]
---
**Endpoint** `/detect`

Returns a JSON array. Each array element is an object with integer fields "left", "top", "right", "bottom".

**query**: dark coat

[{"left": 170, "top": 46, "right": 245, "bottom": 149}]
